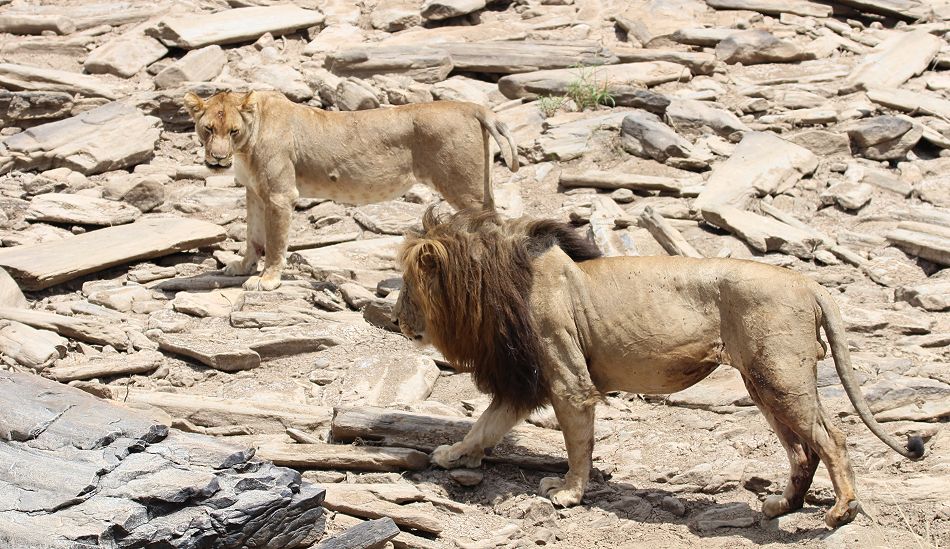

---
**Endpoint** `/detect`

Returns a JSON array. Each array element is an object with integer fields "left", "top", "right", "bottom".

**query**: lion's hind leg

[
  {"left": 740, "top": 367, "right": 860, "bottom": 528},
  {"left": 741, "top": 376, "right": 820, "bottom": 519}
]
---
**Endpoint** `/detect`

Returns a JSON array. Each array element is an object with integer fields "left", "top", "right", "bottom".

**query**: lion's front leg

[
  {"left": 540, "top": 391, "right": 595, "bottom": 507},
  {"left": 431, "top": 397, "right": 527, "bottom": 469},
  {"left": 225, "top": 187, "right": 264, "bottom": 277}
]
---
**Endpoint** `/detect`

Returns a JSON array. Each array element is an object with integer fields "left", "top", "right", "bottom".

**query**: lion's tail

[{"left": 814, "top": 284, "right": 925, "bottom": 460}]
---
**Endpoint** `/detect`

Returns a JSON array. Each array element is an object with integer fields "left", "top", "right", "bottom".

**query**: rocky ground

[{"left": 0, "top": 0, "right": 948, "bottom": 547}]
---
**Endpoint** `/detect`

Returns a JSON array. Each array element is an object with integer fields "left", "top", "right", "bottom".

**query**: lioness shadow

[{"left": 428, "top": 470, "right": 830, "bottom": 545}]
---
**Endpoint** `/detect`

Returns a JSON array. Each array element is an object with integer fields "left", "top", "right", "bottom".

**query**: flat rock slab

[
  {"left": 0, "top": 217, "right": 225, "bottom": 290},
  {"left": 154, "top": 45, "right": 227, "bottom": 89},
  {"left": 338, "top": 353, "right": 440, "bottom": 407},
  {"left": 498, "top": 62, "right": 690, "bottom": 100},
  {"left": 0, "top": 90, "right": 74, "bottom": 126},
  {"left": 50, "top": 350, "right": 164, "bottom": 382},
  {"left": 326, "top": 46, "right": 453, "bottom": 84},
  {"left": 841, "top": 30, "right": 941, "bottom": 94},
  {"left": 693, "top": 131, "right": 817, "bottom": 212},
  {"left": 125, "top": 390, "right": 332, "bottom": 435},
  {"left": 705, "top": 0, "right": 831, "bottom": 17},
  {"left": 702, "top": 205, "right": 822, "bottom": 259},
  {"left": 148, "top": 5, "right": 325, "bottom": 49},
  {"left": 27, "top": 193, "right": 141, "bottom": 226},
  {"left": 0, "top": 62, "right": 118, "bottom": 99},
  {"left": 1, "top": 102, "right": 161, "bottom": 176},
  {"left": 289, "top": 237, "right": 402, "bottom": 288},
  {"left": 0, "top": 307, "right": 130, "bottom": 350},
  {"left": 0, "top": 370, "right": 325, "bottom": 549},
  {"left": 353, "top": 202, "right": 425, "bottom": 235},
  {"left": 257, "top": 442, "right": 429, "bottom": 472},
  {"left": 441, "top": 41, "right": 618, "bottom": 74}
]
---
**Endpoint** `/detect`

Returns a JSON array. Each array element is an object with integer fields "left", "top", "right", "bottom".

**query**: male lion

[
  {"left": 393, "top": 209, "right": 925, "bottom": 528},
  {"left": 183, "top": 90, "right": 518, "bottom": 290}
]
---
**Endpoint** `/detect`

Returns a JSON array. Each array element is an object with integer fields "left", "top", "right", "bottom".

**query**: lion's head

[
  {"left": 183, "top": 91, "right": 258, "bottom": 168},
  {"left": 395, "top": 208, "right": 601, "bottom": 412}
]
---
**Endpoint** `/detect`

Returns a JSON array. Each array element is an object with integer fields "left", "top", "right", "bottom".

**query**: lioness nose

[{"left": 211, "top": 151, "right": 228, "bottom": 160}]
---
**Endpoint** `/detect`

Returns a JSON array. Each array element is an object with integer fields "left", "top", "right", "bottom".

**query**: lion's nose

[{"left": 211, "top": 152, "right": 229, "bottom": 160}]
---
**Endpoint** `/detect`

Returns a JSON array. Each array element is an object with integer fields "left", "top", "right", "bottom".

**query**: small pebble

[{"left": 449, "top": 468, "right": 484, "bottom": 487}]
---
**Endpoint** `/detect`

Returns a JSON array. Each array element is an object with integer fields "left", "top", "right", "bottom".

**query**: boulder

[
  {"left": 665, "top": 98, "right": 750, "bottom": 139},
  {"left": 620, "top": 111, "right": 695, "bottom": 162},
  {"left": 370, "top": 1, "right": 422, "bottom": 32},
  {"left": 103, "top": 173, "right": 166, "bottom": 212},
  {"left": 84, "top": 31, "right": 168, "bottom": 78},
  {"left": 339, "top": 353, "right": 441, "bottom": 406},
  {"left": 421, "top": 0, "right": 486, "bottom": 20},
  {"left": 845, "top": 116, "right": 922, "bottom": 161},
  {"left": 250, "top": 64, "right": 313, "bottom": 101},
  {"left": 153, "top": 45, "right": 227, "bottom": 89}
]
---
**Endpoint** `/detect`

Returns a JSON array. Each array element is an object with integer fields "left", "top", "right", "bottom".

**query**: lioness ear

[
  {"left": 182, "top": 92, "right": 205, "bottom": 117},
  {"left": 240, "top": 91, "right": 258, "bottom": 112}
]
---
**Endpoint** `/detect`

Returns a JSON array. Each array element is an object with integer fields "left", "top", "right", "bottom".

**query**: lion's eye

[{"left": 230, "top": 129, "right": 238, "bottom": 136}]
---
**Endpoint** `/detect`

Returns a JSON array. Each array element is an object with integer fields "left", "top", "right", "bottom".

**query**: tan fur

[
  {"left": 395, "top": 211, "right": 924, "bottom": 529},
  {"left": 183, "top": 90, "right": 518, "bottom": 290}
]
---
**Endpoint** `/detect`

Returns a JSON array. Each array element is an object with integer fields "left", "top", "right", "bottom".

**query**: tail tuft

[{"left": 906, "top": 435, "right": 925, "bottom": 460}]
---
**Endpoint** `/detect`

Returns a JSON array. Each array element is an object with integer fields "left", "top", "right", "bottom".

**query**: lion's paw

[
  {"left": 431, "top": 444, "right": 483, "bottom": 469},
  {"left": 825, "top": 500, "right": 860, "bottom": 528},
  {"left": 762, "top": 495, "right": 790, "bottom": 519},
  {"left": 243, "top": 274, "right": 282, "bottom": 291},
  {"left": 224, "top": 258, "right": 255, "bottom": 277},
  {"left": 539, "top": 476, "right": 582, "bottom": 507}
]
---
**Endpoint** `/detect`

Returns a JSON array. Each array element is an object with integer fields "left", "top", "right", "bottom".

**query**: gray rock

[
  {"left": 334, "top": 78, "right": 380, "bottom": 111},
  {"left": 845, "top": 116, "right": 922, "bottom": 161},
  {"left": 0, "top": 90, "right": 73, "bottom": 127},
  {"left": 788, "top": 129, "right": 851, "bottom": 157},
  {"left": 693, "top": 502, "right": 756, "bottom": 531},
  {"left": 449, "top": 469, "right": 484, "bottom": 486},
  {"left": 716, "top": 30, "right": 811, "bottom": 65},
  {"left": 363, "top": 298, "right": 400, "bottom": 332},
  {"left": 0, "top": 62, "right": 118, "bottom": 99},
  {"left": 621, "top": 111, "right": 694, "bottom": 162},
  {"left": 820, "top": 181, "right": 873, "bottom": 211},
  {"left": 0, "top": 370, "right": 325, "bottom": 549},
  {"left": 27, "top": 193, "right": 142, "bottom": 226},
  {"left": 103, "top": 174, "right": 166, "bottom": 212},
  {"left": 665, "top": 98, "right": 750, "bottom": 140},
  {"left": 1, "top": 102, "right": 161, "bottom": 175},
  {"left": 354, "top": 202, "right": 425, "bottom": 235},
  {"left": 0, "top": 13, "right": 76, "bottom": 35},
  {"left": 154, "top": 45, "right": 227, "bottom": 89}
]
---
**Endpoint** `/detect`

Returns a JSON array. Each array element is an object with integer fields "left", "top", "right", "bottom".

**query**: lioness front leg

[
  {"left": 244, "top": 171, "right": 295, "bottom": 291},
  {"left": 431, "top": 398, "right": 527, "bottom": 469},
  {"left": 540, "top": 391, "right": 595, "bottom": 507},
  {"left": 225, "top": 188, "right": 264, "bottom": 276}
]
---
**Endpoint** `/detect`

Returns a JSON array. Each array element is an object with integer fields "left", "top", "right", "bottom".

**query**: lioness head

[{"left": 183, "top": 91, "right": 258, "bottom": 168}]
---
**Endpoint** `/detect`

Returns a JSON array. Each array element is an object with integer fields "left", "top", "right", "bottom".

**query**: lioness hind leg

[
  {"left": 431, "top": 397, "right": 526, "bottom": 469},
  {"left": 742, "top": 376, "right": 820, "bottom": 519},
  {"left": 742, "top": 369, "right": 860, "bottom": 528}
]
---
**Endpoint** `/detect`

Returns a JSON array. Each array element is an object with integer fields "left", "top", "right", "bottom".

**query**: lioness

[
  {"left": 393, "top": 209, "right": 924, "bottom": 528},
  {"left": 183, "top": 91, "right": 518, "bottom": 290}
]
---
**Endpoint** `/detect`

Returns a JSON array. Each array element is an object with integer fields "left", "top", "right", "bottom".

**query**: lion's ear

[
  {"left": 240, "top": 91, "right": 258, "bottom": 112},
  {"left": 183, "top": 92, "right": 205, "bottom": 117},
  {"left": 417, "top": 241, "right": 444, "bottom": 273}
]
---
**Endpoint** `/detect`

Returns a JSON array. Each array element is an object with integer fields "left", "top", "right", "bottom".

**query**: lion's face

[
  {"left": 393, "top": 284, "right": 430, "bottom": 346},
  {"left": 183, "top": 91, "right": 257, "bottom": 168}
]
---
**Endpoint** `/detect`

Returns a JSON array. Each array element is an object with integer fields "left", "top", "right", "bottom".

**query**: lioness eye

[{"left": 230, "top": 129, "right": 238, "bottom": 135}]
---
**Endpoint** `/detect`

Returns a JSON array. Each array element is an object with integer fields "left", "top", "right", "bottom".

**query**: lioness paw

[
  {"left": 243, "top": 274, "right": 282, "bottom": 291},
  {"left": 431, "top": 444, "right": 484, "bottom": 469},
  {"left": 539, "top": 477, "right": 582, "bottom": 507},
  {"left": 224, "top": 259, "right": 255, "bottom": 276}
]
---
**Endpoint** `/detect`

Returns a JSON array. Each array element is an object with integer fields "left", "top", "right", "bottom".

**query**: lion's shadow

[{"left": 425, "top": 468, "right": 832, "bottom": 545}]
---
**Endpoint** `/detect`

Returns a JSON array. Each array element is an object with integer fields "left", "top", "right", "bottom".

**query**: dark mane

[{"left": 398, "top": 208, "right": 600, "bottom": 413}]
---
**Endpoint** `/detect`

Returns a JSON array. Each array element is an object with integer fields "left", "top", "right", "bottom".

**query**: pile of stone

[{"left": 0, "top": 0, "right": 947, "bottom": 546}]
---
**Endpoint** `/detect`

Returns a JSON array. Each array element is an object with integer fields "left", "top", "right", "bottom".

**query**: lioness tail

[
  {"left": 815, "top": 285, "right": 925, "bottom": 460},
  {"left": 474, "top": 107, "right": 520, "bottom": 181}
]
